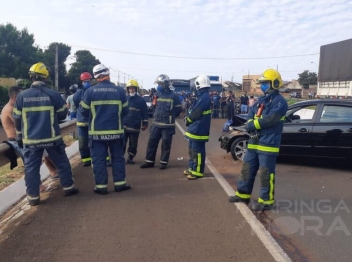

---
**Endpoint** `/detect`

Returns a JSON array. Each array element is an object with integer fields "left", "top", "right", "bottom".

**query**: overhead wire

[{"left": 70, "top": 44, "right": 319, "bottom": 60}]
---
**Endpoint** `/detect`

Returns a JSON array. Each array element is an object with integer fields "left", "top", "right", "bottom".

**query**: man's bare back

[{"left": 2, "top": 102, "right": 16, "bottom": 139}]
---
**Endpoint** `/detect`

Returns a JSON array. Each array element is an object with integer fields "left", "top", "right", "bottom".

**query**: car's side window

[
  {"left": 320, "top": 105, "right": 352, "bottom": 123},
  {"left": 286, "top": 105, "right": 316, "bottom": 123}
]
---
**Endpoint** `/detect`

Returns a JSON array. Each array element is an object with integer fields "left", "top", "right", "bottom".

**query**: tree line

[{"left": 0, "top": 23, "right": 100, "bottom": 93}]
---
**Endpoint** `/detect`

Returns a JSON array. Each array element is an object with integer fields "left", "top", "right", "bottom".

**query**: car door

[
  {"left": 280, "top": 104, "right": 317, "bottom": 157},
  {"left": 311, "top": 104, "right": 352, "bottom": 159}
]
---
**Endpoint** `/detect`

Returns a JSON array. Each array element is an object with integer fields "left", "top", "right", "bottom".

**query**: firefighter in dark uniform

[
  {"left": 13, "top": 62, "right": 79, "bottom": 206},
  {"left": 73, "top": 72, "right": 93, "bottom": 167},
  {"left": 79, "top": 64, "right": 130, "bottom": 195},
  {"left": 123, "top": 79, "right": 148, "bottom": 164},
  {"left": 228, "top": 69, "right": 288, "bottom": 211},
  {"left": 140, "top": 74, "right": 182, "bottom": 170},
  {"left": 183, "top": 75, "right": 212, "bottom": 180}
]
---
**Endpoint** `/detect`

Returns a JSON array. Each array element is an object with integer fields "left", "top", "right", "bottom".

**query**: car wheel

[{"left": 230, "top": 137, "right": 248, "bottom": 161}]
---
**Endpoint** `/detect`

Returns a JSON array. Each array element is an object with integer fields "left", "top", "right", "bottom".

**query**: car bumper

[{"left": 219, "top": 134, "right": 231, "bottom": 151}]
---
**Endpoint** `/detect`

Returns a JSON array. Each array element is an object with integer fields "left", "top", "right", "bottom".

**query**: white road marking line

[{"left": 175, "top": 120, "right": 291, "bottom": 262}]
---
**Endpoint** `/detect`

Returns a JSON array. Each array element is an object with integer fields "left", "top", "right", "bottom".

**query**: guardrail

[{"left": 0, "top": 119, "right": 77, "bottom": 167}]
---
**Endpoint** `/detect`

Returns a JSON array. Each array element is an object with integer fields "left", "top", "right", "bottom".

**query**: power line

[{"left": 71, "top": 44, "right": 319, "bottom": 60}]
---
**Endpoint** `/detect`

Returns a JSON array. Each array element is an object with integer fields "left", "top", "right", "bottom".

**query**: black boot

[
  {"left": 64, "top": 187, "right": 79, "bottom": 197},
  {"left": 114, "top": 184, "right": 131, "bottom": 192},
  {"left": 27, "top": 195, "right": 40, "bottom": 206},
  {"left": 126, "top": 155, "right": 135, "bottom": 164},
  {"left": 94, "top": 188, "right": 108, "bottom": 195},
  {"left": 251, "top": 202, "right": 273, "bottom": 211},
  {"left": 140, "top": 162, "right": 154, "bottom": 168},
  {"left": 228, "top": 195, "right": 250, "bottom": 204},
  {"left": 159, "top": 164, "right": 167, "bottom": 170}
]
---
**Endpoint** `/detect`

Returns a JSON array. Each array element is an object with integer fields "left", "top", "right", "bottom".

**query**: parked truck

[{"left": 317, "top": 38, "right": 352, "bottom": 98}]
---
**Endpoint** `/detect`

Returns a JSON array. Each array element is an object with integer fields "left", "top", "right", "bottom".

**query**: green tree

[
  {"left": 66, "top": 50, "right": 100, "bottom": 89},
  {"left": 42, "top": 42, "right": 71, "bottom": 91},
  {"left": 0, "top": 23, "right": 41, "bottom": 78},
  {"left": 298, "top": 70, "right": 318, "bottom": 89}
]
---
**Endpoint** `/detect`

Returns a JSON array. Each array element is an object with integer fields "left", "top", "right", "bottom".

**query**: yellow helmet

[
  {"left": 257, "top": 69, "right": 282, "bottom": 89},
  {"left": 126, "top": 79, "right": 140, "bottom": 91},
  {"left": 28, "top": 62, "right": 49, "bottom": 79}
]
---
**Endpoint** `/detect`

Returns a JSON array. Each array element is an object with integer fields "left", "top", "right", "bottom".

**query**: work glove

[
  {"left": 141, "top": 126, "right": 147, "bottom": 131},
  {"left": 245, "top": 121, "right": 255, "bottom": 132}
]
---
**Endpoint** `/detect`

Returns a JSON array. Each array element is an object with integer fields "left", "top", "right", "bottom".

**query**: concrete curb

[{"left": 0, "top": 141, "right": 79, "bottom": 216}]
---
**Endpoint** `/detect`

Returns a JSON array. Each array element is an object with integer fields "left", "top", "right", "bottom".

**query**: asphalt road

[
  {"left": 189, "top": 118, "right": 352, "bottom": 262},
  {"left": 0, "top": 119, "right": 275, "bottom": 262},
  {"left": 1, "top": 118, "right": 351, "bottom": 262}
]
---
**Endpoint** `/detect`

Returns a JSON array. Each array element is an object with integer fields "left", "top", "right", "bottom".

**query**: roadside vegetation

[{"left": 0, "top": 135, "right": 76, "bottom": 191}]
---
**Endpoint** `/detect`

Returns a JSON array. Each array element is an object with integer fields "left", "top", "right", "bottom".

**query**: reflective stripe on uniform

[
  {"left": 124, "top": 126, "right": 141, "bottom": 132},
  {"left": 77, "top": 122, "right": 88, "bottom": 126},
  {"left": 235, "top": 191, "right": 251, "bottom": 199},
  {"left": 152, "top": 122, "right": 175, "bottom": 127},
  {"left": 13, "top": 108, "right": 22, "bottom": 115},
  {"left": 254, "top": 119, "right": 261, "bottom": 129},
  {"left": 56, "top": 104, "right": 66, "bottom": 112},
  {"left": 27, "top": 195, "right": 40, "bottom": 200},
  {"left": 269, "top": 173, "right": 274, "bottom": 201},
  {"left": 157, "top": 98, "right": 173, "bottom": 103},
  {"left": 258, "top": 198, "right": 274, "bottom": 205},
  {"left": 63, "top": 184, "right": 75, "bottom": 190},
  {"left": 247, "top": 144, "right": 280, "bottom": 153},
  {"left": 23, "top": 135, "right": 62, "bottom": 145},
  {"left": 95, "top": 184, "right": 108, "bottom": 189},
  {"left": 82, "top": 157, "right": 91, "bottom": 163},
  {"left": 80, "top": 101, "right": 90, "bottom": 109},
  {"left": 90, "top": 100, "right": 124, "bottom": 135},
  {"left": 186, "top": 117, "right": 193, "bottom": 123},
  {"left": 185, "top": 132, "right": 209, "bottom": 140},
  {"left": 197, "top": 153, "right": 201, "bottom": 173},
  {"left": 114, "top": 181, "right": 126, "bottom": 186},
  {"left": 190, "top": 170, "right": 204, "bottom": 177},
  {"left": 202, "top": 110, "right": 212, "bottom": 115},
  {"left": 23, "top": 106, "right": 55, "bottom": 142}
]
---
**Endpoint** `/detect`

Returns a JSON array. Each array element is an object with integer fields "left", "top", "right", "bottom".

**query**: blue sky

[{"left": 1, "top": 0, "right": 352, "bottom": 89}]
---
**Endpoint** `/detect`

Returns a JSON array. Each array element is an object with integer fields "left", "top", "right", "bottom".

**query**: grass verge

[{"left": 0, "top": 135, "right": 77, "bottom": 191}]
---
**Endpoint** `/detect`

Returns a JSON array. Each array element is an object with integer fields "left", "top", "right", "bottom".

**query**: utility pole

[
  {"left": 55, "top": 44, "right": 59, "bottom": 91},
  {"left": 118, "top": 71, "right": 120, "bottom": 86}
]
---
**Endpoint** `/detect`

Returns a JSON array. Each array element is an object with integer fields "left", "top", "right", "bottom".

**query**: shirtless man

[{"left": 2, "top": 86, "right": 58, "bottom": 192}]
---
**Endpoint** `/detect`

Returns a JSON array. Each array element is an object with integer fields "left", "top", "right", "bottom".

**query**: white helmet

[
  {"left": 93, "top": 64, "right": 110, "bottom": 79},
  {"left": 195, "top": 75, "right": 211, "bottom": 90}
]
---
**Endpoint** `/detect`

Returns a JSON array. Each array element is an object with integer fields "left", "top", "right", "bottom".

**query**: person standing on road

[
  {"left": 80, "top": 64, "right": 130, "bottom": 195},
  {"left": 66, "top": 84, "right": 77, "bottom": 120},
  {"left": 183, "top": 75, "right": 211, "bottom": 180},
  {"left": 13, "top": 63, "right": 79, "bottom": 206},
  {"left": 73, "top": 72, "right": 93, "bottom": 167},
  {"left": 240, "top": 92, "right": 249, "bottom": 113},
  {"left": 220, "top": 91, "right": 227, "bottom": 118},
  {"left": 140, "top": 74, "right": 182, "bottom": 170},
  {"left": 226, "top": 91, "right": 235, "bottom": 120},
  {"left": 123, "top": 79, "right": 148, "bottom": 164},
  {"left": 228, "top": 69, "right": 288, "bottom": 211},
  {"left": 2, "top": 85, "right": 59, "bottom": 190},
  {"left": 211, "top": 91, "right": 220, "bottom": 118}
]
